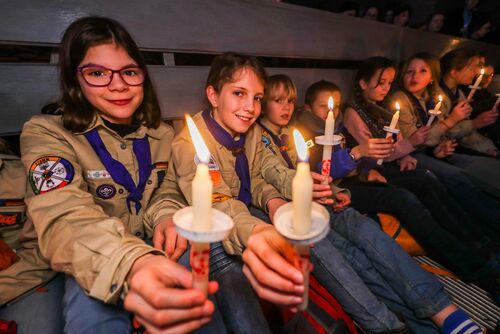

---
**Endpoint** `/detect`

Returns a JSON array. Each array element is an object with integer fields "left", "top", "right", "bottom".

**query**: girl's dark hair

[
  {"left": 206, "top": 52, "right": 267, "bottom": 94},
  {"left": 393, "top": 4, "right": 412, "bottom": 18},
  {"left": 44, "top": 16, "right": 161, "bottom": 132},
  {"left": 305, "top": 80, "right": 341, "bottom": 106},
  {"left": 440, "top": 48, "right": 478, "bottom": 76},
  {"left": 467, "top": 12, "right": 492, "bottom": 37},
  {"left": 263, "top": 74, "right": 297, "bottom": 109},
  {"left": 393, "top": 5, "right": 412, "bottom": 26},
  {"left": 353, "top": 56, "right": 396, "bottom": 126},
  {"left": 425, "top": 11, "right": 445, "bottom": 31}
]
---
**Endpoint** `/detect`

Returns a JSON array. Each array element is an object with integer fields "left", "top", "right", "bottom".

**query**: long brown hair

[
  {"left": 440, "top": 48, "right": 478, "bottom": 77},
  {"left": 45, "top": 16, "right": 161, "bottom": 132},
  {"left": 206, "top": 52, "right": 268, "bottom": 97},
  {"left": 352, "top": 56, "right": 396, "bottom": 128}
]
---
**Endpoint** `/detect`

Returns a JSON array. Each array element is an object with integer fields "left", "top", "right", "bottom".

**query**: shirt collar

[
  {"left": 259, "top": 117, "right": 283, "bottom": 136},
  {"left": 76, "top": 114, "right": 162, "bottom": 140}
]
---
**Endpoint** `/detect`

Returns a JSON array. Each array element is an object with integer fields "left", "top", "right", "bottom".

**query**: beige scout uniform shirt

[
  {"left": 169, "top": 112, "right": 286, "bottom": 256},
  {"left": 19, "top": 114, "right": 181, "bottom": 303},
  {"left": 392, "top": 89, "right": 496, "bottom": 154},
  {"left": 256, "top": 120, "right": 350, "bottom": 199},
  {"left": 258, "top": 118, "right": 298, "bottom": 169},
  {"left": 391, "top": 90, "right": 449, "bottom": 147},
  {"left": 0, "top": 154, "right": 56, "bottom": 305}
]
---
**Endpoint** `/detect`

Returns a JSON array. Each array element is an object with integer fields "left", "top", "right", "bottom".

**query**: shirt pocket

[
  {"left": 220, "top": 170, "right": 240, "bottom": 197},
  {"left": 84, "top": 176, "right": 128, "bottom": 216}
]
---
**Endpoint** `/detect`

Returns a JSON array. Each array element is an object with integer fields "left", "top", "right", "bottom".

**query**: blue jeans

[
  {"left": 63, "top": 275, "right": 130, "bottom": 334},
  {"left": 328, "top": 208, "right": 453, "bottom": 333},
  {"left": 0, "top": 274, "right": 64, "bottom": 334},
  {"left": 414, "top": 151, "right": 500, "bottom": 237},
  {"left": 179, "top": 242, "right": 272, "bottom": 334},
  {"left": 63, "top": 255, "right": 228, "bottom": 334},
  {"left": 251, "top": 207, "right": 407, "bottom": 333},
  {"left": 311, "top": 237, "right": 406, "bottom": 333}
]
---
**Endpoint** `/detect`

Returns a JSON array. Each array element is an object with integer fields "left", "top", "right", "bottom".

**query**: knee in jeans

[{"left": 394, "top": 189, "right": 421, "bottom": 207}]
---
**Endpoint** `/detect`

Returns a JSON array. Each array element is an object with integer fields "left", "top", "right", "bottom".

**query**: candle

[
  {"left": 292, "top": 129, "right": 313, "bottom": 310},
  {"left": 377, "top": 102, "right": 399, "bottom": 165},
  {"left": 186, "top": 115, "right": 213, "bottom": 295},
  {"left": 186, "top": 115, "right": 213, "bottom": 232},
  {"left": 321, "top": 97, "right": 335, "bottom": 184},
  {"left": 324, "top": 97, "right": 335, "bottom": 140},
  {"left": 467, "top": 68, "right": 484, "bottom": 100},
  {"left": 292, "top": 129, "right": 313, "bottom": 235},
  {"left": 389, "top": 102, "right": 400, "bottom": 129},
  {"left": 426, "top": 95, "right": 442, "bottom": 126}
]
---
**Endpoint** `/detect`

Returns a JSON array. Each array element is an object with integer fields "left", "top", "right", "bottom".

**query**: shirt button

[
  {"left": 118, "top": 189, "right": 124, "bottom": 194},
  {"left": 110, "top": 283, "right": 117, "bottom": 292},
  {"left": 120, "top": 143, "right": 127, "bottom": 150},
  {"left": 147, "top": 180, "right": 153, "bottom": 185}
]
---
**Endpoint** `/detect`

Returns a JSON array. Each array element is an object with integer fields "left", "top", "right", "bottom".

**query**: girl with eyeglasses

[{"left": 19, "top": 16, "right": 225, "bottom": 334}]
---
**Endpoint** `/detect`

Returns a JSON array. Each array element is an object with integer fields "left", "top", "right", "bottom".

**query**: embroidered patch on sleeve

[
  {"left": 29, "top": 156, "right": 75, "bottom": 195},
  {"left": 152, "top": 162, "right": 169, "bottom": 170},
  {"left": 261, "top": 134, "right": 271, "bottom": 148},
  {"left": 0, "top": 211, "right": 24, "bottom": 226}
]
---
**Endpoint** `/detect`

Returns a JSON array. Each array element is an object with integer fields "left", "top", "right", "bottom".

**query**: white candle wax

[
  {"left": 377, "top": 106, "right": 399, "bottom": 165},
  {"left": 433, "top": 99, "right": 442, "bottom": 114},
  {"left": 426, "top": 96, "right": 442, "bottom": 127},
  {"left": 292, "top": 130, "right": 313, "bottom": 235},
  {"left": 389, "top": 110, "right": 400, "bottom": 129},
  {"left": 321, "top": 109, "right": 335, "bottom": 184},
  {"left": 192, "top": 163, "right": 213, "bottom": 232},
  {"left": 186, "top": 115, "right": 213, "bottom": 232},
  {"left": 292, "top": 162, "right": 313, "bottom": 235},
  {"left": 467, "top": 69, "right": 484, "bottom": 100}
]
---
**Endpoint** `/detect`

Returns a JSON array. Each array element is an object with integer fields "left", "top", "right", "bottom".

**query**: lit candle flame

[
  {"left": 328, "top": 97, "right": 334, "bottom": 111},
  {"left": 395, "top": 101, "right": 400, "bottom": 111},
  {"left": 293, "top": 129, "right": 309, "bottom": 162},
  {"left": 186, "top": 115, "right": 210, "bottom": 164},
  {"left": 438, "top": 95, "right": 443, "bottom": 102},
  {"left": 480, "top": 68, "right": 485, "bottom": 75}
]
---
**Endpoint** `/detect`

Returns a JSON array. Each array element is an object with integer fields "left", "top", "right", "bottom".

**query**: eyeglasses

[{"left": 76, "top": 65, "right": 146, "bottom": 87}]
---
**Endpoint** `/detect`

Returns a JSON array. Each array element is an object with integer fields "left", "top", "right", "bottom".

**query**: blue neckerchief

[
  {"left": 258, "top": 121, "right": 295, "bottom": 169},
  {"left": 85, "top": 128, "right": 152, "bottom": 214},
  {"left": 202, "top": 110, "right": 251, "bottom": 206},
  {"left": 440, "top": 80, "right": 460, "bottom": 106},
  {"left": 406, "top": 92, "right": 436, "bottom": 127}
]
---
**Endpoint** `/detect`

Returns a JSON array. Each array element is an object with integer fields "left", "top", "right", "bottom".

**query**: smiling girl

[{"left": 19, "top": 17, "right": 221, "bottom": 334}]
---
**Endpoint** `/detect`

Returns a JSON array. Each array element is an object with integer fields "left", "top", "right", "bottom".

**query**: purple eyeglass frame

[{"left": 76, "top": 64, "right": 147, "bottom": 87}]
